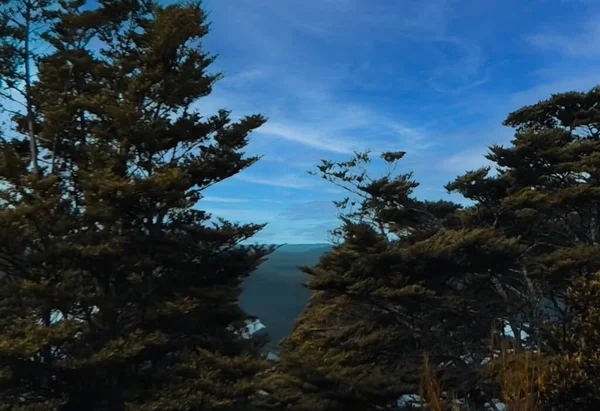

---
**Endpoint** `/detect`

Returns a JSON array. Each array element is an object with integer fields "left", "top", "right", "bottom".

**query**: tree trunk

[{"left": 24, "top": 0, "right": 38, "bottom": 176}]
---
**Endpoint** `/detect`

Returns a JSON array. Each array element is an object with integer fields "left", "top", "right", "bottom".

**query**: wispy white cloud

[
  {"left": 259, "top": 123, "right": 357, "bottom": 154},
  {"left": 204, "top": 207, "right": 277, "bottom": 224},
  {"left": 232, "top": 173, "right": 316, "bottom": 190},
  {"left": 426, "top": 36, "right": 489, "bottom": 93},
  {"left": 199, "top": 0, "right": 476, "bottom": 165},
  {"left": 221, "top": 67, "right": 268, "bottom": 88},
  {"left": 509, "top": 73, "right": 600, "bottom": 109},
  {"left": 284, "top": 0, "right": 453, "bottom": 42},
  {"left": 527, "top": 19, "right": 600, "bottom": 57},
  {"left": 257, "top": 99, "right": 431, "bottom": 156},
  {"left": 428, "top": 67, "right": 600, "bottom": 181},
  {"left": 201, "top": 196, "right": 248, "bottom": 203},
  {"left": 278, "top": 200, "right": 338, "bottom": 220},
  {"left": 197, "top": 63, "right": 430, "bottom": 157},
  {"left": 200, "top": 0, "right": 600, "bottom": 244},
  {"left": 260, "top": 154, "right": 321, "bottom": 169},
  {"left": 436, "top": 146, "right": 494, "bottom": 174}
]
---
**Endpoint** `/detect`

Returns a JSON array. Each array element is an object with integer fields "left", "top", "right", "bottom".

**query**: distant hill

[{"left": 240, "top": 243, "right": 332, "bottom": 352}]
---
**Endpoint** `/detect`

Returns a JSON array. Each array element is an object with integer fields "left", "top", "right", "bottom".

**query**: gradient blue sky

[
  {"left": 196, "top": 0, "right": 600, "bottom": 245},
  {"left": 5, "top": 2, "right": 595, "bottom": 244}
]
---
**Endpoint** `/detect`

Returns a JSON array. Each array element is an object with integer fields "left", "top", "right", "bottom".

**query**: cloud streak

[
  {"left": 198, "top": 0, "right": 600, "bottom": 243},
  {"left": 436, "top": 147, "right": 495, "bottom": 174},
  {"left": 202, "top": 196, "right": 249, "bottom": 203},
  {"left": 259, "top": 123, "right": 357, "bottom": 154},
  {"left": 278, "top": 201, "right": 339, "bottom": 220},
  {"left": 527, "top": 19, "right": 600, "bottom": 57},
  {"left": 232, "top": 173, "right": 317, "bottom": 190}
]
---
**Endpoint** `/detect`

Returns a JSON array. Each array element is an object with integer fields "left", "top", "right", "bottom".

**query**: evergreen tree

[
  {"left": 0, "top": 1, "right": 272, "bottom": 409},
  {"left": 440, "top": 86, "right": 600, "bottom": 410},
  {"left": 541, "top": 272, "right": 600, "bottom": 410},
  {"left": 256, "top": 151, "right": 523, "bottom": 410},
  {"left": 446, "top": 85, "right": 600, "bottom": 352},
  {"left": 258, "top": 83, "right": 600, "bottom": 408},
  {"left": 0, "top": 0, "right": 55, "bottom": 175}
]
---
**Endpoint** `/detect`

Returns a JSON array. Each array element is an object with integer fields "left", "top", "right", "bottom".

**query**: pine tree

[
  {"left": 0, "top": 0, "right": 272, "bottom": 409},
  {"left": 256, "top": 151, "right": 523, "bottom": 410},
  {"left": 446, "top": 85, "right": 600, "bottom": 352},
  {"left": 439, "top": 86, "right": 600, "bottom": 410},
  {"left": 541, "top": 272, "right": 600, "bottom": 410},
  {"left": 0, "top": 0, "right": 58, "bottom": 176}
]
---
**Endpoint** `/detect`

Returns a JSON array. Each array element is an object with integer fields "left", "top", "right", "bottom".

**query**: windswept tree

[
  {"left": 256, "top": 151, "right": 525, "bottom": 410},
  {"left": 446, "top": 85, "right": 600, "bottom": 352},
  {"left": 0, "top": 1, "right": 272, "bottom": 409},
  {"left": 434, "top": 85, "right": 600, "bottom": 411},
  {"left": 257, "top": 84, "right": 600, "bottom": 408}
]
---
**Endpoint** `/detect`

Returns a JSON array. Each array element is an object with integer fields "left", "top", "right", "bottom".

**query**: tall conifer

[
  {"left": 0, "top": 1, "right": 272, "bottom": 409},
  {"left": 256, "top": 151, "right": 521, "bottom": 410}
]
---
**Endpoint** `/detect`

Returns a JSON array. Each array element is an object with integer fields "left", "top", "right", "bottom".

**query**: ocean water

[{"left": 239, "top": 243, "right": 332, "bottom": 352}]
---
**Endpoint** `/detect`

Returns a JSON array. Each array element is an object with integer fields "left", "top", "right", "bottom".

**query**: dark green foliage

[
  {"left": 0, "top": 0, "right": 272, "bottom": 409},
  {"left": 259, "top": 86, "right": 600, "bottom": 410},
  {"left": 542, "top": 272, "right": 600, "bottom": 410},
  {"left": 0, "top": 0, "right": 57, "bottom": 175},
  {"left": 446, "top": 86, "right": 600, "bottom": 408},
  {"left": 257, "top": 151, "right": 521, "bottom": 410},
  {"left": 446, "top": 86, "right": 600, "bottom": 351}
]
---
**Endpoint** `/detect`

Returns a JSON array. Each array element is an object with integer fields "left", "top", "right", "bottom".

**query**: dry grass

[
  {"left": 419, "top": 339, "right": 547, "bottom": 411},
  {"left": 420, "top": 353, "right": 444, "bottom": 411},
  {"left": 496, "top": 341, "right": 545, "bottom": 411}
]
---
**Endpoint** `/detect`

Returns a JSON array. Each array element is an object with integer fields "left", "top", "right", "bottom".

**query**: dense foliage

[
  {"left": 0, "top": 0, "right": 272, "bottom": 409},
  {"left": 0, "top": 0, "right": 599, "bottom": 409},
  {"left": 259, "top": 86, "right": 600, "bottom": 411},
  {"left": 542, "top": 272, "right": 600, "bottom": 409},
  {"left": 256, "top": 153, "right": 524, "bottom": 410}
]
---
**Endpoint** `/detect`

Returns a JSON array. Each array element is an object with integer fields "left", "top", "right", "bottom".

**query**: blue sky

[
  {"left": 193, "top": 0, "right": 600, "bottom": 244},
  {"left": 8, "top": 0, "right": 599, "bottom": 245},
  {"left": 196, "top": 0, "right": 600, "bottom": 245}
]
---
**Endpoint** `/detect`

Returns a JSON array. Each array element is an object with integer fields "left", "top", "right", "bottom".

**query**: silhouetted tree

[
  {"left": 259, "top": 86, "right": 600, "bottom": 410},
  {"left": 0, "top": 0, "right": 55, "bottom": 174},
  {"left": 446, "top": 86, "right": 600, "bottom": 352},
  {"left": 256, "top": 151, "right": 525, "bottom": 410},
  {"left": 0, "top": 1, "right": 272, "bottom": 409},
  {"left": 541, "top": 271, "right": 600, "bottom": 410},
  {"left": 442, "top": 86, "right": 600, "bottom": 410}
]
